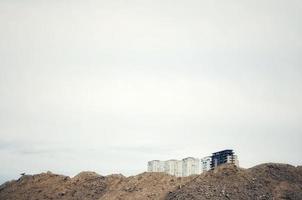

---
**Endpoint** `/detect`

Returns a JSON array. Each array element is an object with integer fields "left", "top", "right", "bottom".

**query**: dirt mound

[
  {"left": 0, "top": 172, "right": 70, "bottom": 200},
  {"left": 61, "top": 171, "right": 108, "bottom": 200},
  {"left": 247, "top": 163, "right": 302, "bottom": 199},
  {"left": 101, "top": 172, "right": 194, "bottom": 200},
  {"left": 166, "top": 163, "right": 302, "bottom": 200},
  {"left": 0, "top": 171, "right": 119, "bottom": 200},
  {"left": 1, "top": 163, "right": 302, "bottom": 200}
]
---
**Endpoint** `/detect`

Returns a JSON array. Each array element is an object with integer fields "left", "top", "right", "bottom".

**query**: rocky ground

[
  {"left": 0, "top": 163, "right": 301, "bottom": 200},
  {"left": 166, "top": 164, "right": 302, "bottom": 200}
]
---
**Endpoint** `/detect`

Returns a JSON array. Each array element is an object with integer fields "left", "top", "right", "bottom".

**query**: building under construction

[{"left": 211, "top": 149, "right": 239, "bottom": 169}]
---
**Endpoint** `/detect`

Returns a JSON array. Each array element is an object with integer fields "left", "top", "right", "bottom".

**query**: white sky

[{"left": 0, "top": 0, "right": 302, "bottom": 183}]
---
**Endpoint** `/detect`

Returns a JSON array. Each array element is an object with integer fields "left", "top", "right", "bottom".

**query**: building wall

[
  {"left": 148, "top": 160, "right": 165, "bottom": 172},
  {"left": 175, "top": 160, "right": 183, "bottom": 177},
  {"left": 201, "top": 156, "right": 212, "bottom": 172},
  {"left": 182, "top": 157, "right": 200, "bottom": 176},
  {"left": 148, "top": 157, "right": 200, "bottom": 177},
  {"left": 227, "top": 154, "right": 239, "bottom": 167},
  {"left": 165, "top": 160, "right": 177, "bottom": 176}
]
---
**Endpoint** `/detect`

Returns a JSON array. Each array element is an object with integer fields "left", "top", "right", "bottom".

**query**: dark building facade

[{"left": 211, "top": 149, "right": 237, "bottom": 169}]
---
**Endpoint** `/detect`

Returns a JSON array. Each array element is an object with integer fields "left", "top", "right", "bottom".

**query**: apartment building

[
  {"left": 175, "top": 160, "right": 183, "bottom": 177},
  {"left": 164, "top": 159, "right": 178, "bottom": 176},
  {"left": 201, "top": 156, "right": 212, "bottom": 172},
  {"left": 182, "top": 157, "right": 201, "bottom": 176},
  {"left": 148, "top": 160, "right": 165, "bottom": 172},
  {"left": 148, "top": 149, "right": 239, "bottom": 176},
  {"left": 211, "top": 149, "right": 239, "bottom": 169},
  {"left": 147, "top": 157, "right": 200, "bottom": 177}
]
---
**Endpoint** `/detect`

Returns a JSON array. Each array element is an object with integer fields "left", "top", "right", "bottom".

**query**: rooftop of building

[
  {"left": 212, "top": 149, "right": 234, "bottom": 155},
  {"left": 148, "top": 160, "right": 161, "bottom": 162},
  {"left": 182, "top": 157, "right": 199, "bottom": 160}
]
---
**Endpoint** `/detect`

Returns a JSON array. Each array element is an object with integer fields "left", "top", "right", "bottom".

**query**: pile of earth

[
  {"left": 0, "top": 163, "right": 301, "bottom": 200},
  {"left": 167, "top": 163, "right": 302, "bottom": 200}
]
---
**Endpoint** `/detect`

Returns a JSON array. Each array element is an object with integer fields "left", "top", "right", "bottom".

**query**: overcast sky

[{"left": 0, "top": 0, "right": 302, "bottom": 184}]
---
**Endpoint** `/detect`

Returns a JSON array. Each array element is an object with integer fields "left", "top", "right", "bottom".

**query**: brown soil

[
  {"left": 0, "top": 163, "right": 301, "bottom": 200},
  {"left": 166, "top": 163, "right": 302, "bottom": 200}
]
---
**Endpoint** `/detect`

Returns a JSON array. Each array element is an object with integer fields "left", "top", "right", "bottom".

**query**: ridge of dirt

[
  {"left": 101, "top": 172, "right": 195, "bottom": 200},
  {"left": 166, "top": 163, "right": 302, "bottom": 200},
  {"left": 1, "top": 163, "right": 302, "bottom": 200}
]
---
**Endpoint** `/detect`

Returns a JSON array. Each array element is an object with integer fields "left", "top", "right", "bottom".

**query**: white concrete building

[
  {"left": 182, "top": 157, "right": 201, "bottom": 176},
  {"left": 164, "top": 159, "right": 177, "bottom": 176},
  {"left": 147, "top": 157, "right": 200, "bottom": 177},
  {"left": 201, "top": 156, "right": 212, "bottom": 172},
  {"left": 175, "top": 160, "right": 183, "bottom": 177},
  {"left": 148, "top": 160, "right": 165, "bottom": 172}
]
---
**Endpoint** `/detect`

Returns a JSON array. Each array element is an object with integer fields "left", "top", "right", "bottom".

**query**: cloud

[{"left": 0, "top": 0, "right": 302, "bottom": 184}]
